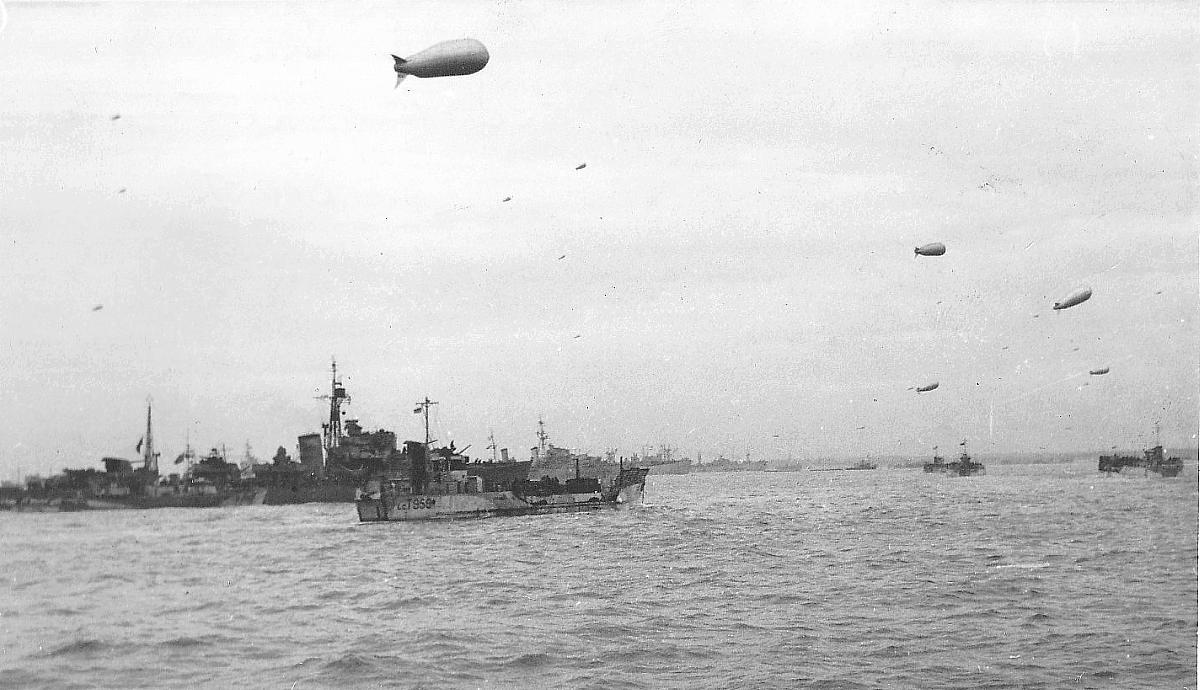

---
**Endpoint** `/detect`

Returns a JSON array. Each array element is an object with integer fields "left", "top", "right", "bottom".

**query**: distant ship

[
  {"left": 846, "top": 458, "right": 878, "bottom": 471},
  {"left": 691, "top": 454, "right": 769, "bottom": 473},
  {"left": 356, "top": 410, "right": 648, "bottom": 521},
  {"left": 641, "top": 445, "right": 691, "bottom": 475},
  {"left": 1099, "top": 432, "right": 1183, "bottom": 477},
  {"left": 947, "top": 441, "right": 985, "bottom": 476},
  {"left": 8, "top": 402, "right": 264, "bottom": 511},
  {"left": 809, "top": 456, "right": 879, "bottom": 472},
  {"left": 923, "top": 446, "right": 948, "bottom": 473}
]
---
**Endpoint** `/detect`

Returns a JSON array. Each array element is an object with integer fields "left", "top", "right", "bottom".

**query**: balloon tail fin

[{"left": 392, "top": 54, "right": 408, "bottom": 89}]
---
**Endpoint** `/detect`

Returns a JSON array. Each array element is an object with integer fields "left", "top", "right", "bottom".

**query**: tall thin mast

[
  {"left": 487, "top": 430, "right": 498, "bottom": 462},
  {"left": 415, "top": 397, "right": 438, "bottom": 447},
  {"left": 537, "top": 417, "right": 549, "bottom": 455},
  {"left": 184, "top": 428, "right": 195, "bottom": 470},
  {"left": 321, "top": 358, "right": 350, "bottom": 451},
  {"left": 144, "top": 398, "right": 157, "bottom": 475}
]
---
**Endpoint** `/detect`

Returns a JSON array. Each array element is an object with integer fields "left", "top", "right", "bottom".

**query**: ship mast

[
  {"left": 321, "top": 358, "right": 350, "bottom": 452},
  {"left": 487, "top": 430, "right": 498, "bottom": 463},
  {"left": 537, "top": 417, "right": 549, "bottom": 455},
  {"left": 183, "top": 428, "right": 195, "bottom": 471},
  {"left": 143, "top": 398, "right": 158, "bottom": 476},
  {"left": 415, "top": 397, "right": 438, "bottom": 447}
]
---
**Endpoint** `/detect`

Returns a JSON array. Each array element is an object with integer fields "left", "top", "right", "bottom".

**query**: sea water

[{"left": 1, "top": 461, "right": 1196, "bottom": 689}]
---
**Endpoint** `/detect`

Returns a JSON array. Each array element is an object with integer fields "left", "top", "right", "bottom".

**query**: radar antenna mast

[
  {"left": 318, "top": 358, "right": 350, "bottom": 452},
  {"left": 537, "top": 417, "right": 549, "bottom": 455},
  {"left": 414, "top": 397, "right": 438, "bottom": 447}
]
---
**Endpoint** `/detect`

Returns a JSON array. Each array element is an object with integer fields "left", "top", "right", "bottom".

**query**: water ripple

[{"left": 0, "top": 463, "right": 1194, "bottom": 688}]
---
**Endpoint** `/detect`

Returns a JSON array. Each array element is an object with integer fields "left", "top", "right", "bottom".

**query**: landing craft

[
  {"left": 1052, "top": 287, "right": 1092, "bottom": 310},
  {"left": 914, "top": 242, "right": 946, "bottom": 257},
  {"left": 391, "top": 38, "right": 489, "bottom": 87},
  {"left": 1089, "top": 367, "right": 1110, "bottom": 375},
  {"left": 915, "top": 382, "right": 939, "bottom": 393}
]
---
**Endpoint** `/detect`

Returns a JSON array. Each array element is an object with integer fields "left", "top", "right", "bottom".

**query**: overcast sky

[{"left": 0, "top": 0, "right": 1196, "bottom": 477}]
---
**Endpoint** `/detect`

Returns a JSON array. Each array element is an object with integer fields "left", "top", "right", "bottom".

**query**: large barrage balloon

[
  {"left": 915, "top": 382, "right": 939, "bottom": 393},
  {"left": 914, "top": 242, "right": 946, "bottom": 257},
  {"left": 1089, "top": 367, "right": 1110, "bottom": 376},
  {"left": 1052, "top": 287, "right": 1092, "bottom": 311},
  {"left": 391, "top": 38, "right": 489, "bottom": 87}
]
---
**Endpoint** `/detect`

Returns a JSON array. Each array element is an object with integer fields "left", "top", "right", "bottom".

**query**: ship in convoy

[
  {"left": 922, "top": 443, "right": 984, "bottom": 476},
  {"left": 639, "top": 445, "right": 692, "bottom": 475},
  {"left": 356, "top": 407, "right": 648, "bottom": 522},
  {"left": 923, "top": 446, "right": 948, "bottom": 473},
  {"left": 8, "top": 402, "right": 265, "bottom": 511},
  {"left": 812, "top": 458, "right": 879, "bottom": 472},
  {"left": 947, "top": 441, "right": 985, "bottom": 476},
  {"left": 691, "top": 454, "right": 769, "bottom": 473},
  {"left": 243, "top": 360, "right": 405, "bottom": 504},
  {"left": 1098, "top": 426, "right": 1184, "bottom": 477}
]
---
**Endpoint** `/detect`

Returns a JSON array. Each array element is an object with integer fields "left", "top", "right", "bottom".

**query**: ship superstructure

[{"left": 246, "top": 360, "right": 403, "bottom": 504}]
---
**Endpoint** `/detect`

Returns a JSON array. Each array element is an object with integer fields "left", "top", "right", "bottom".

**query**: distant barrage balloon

[
  {"left": 915, "top": 382, "right": 939, "bottom": 393},
  {"left": 914, "top": 242, "right": 946, "bottom": 257},
  {"left": 575, "top": 163, "right": 587, "bottom": 170},
  {"left": 1052, "top": 287, "right": 1092, "bottom": 311},
  {"left": 391, "top": 38, "right": 489, "bottom": 88},
  {"left": 1089, "top": 367, "right": 1110, "bottom": 376}
]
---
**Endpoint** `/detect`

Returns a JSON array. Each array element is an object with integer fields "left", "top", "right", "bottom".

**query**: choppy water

[{"left": 1, "top": 461, "right": 1196, "bottom": 689}]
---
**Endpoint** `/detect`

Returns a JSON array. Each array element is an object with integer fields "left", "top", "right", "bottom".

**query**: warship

[
  {"left": 945, "top": 441, "right": 985, "bottom": 476},
  {"left": 7, "top": 402, "right": 264, "bottom": 511},
  {"left": 922, "top": 446, "right": 948, "bottom": 473},
  {"left": 245, "top": 361, "right": 401, "bottom": 504},
  {"left": 356, "top": 407, "right": 648, "bottom": 522},
  {"left": 1099, "top": 435, "right": 1184, "bottom": 477}
]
